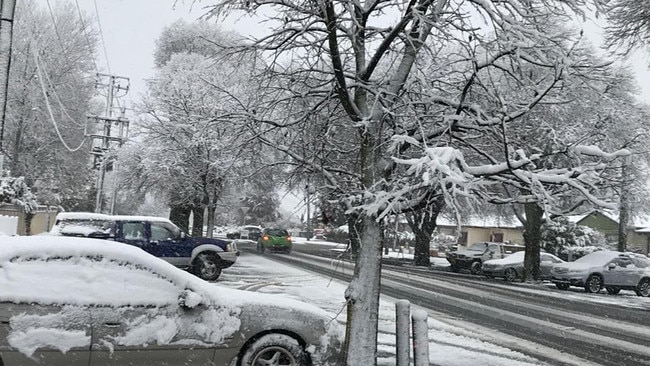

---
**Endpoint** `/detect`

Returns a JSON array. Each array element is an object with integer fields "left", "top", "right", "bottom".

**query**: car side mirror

[
  {"left": 608, "top": 263, "right": 616, "bottom": 270},
  {"left": 178, "top": 289, "right": 202, "bottom": 309}
]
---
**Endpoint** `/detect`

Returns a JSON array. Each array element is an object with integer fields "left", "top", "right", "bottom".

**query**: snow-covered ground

[{"left": 218, "top": 251, "right": 548, "bottom": 366}]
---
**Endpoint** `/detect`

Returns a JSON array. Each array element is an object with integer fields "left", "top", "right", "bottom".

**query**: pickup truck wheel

[
  {"left": 635, "top": 278, "right": 650, "bottom": 297},
  {"left": 555, "top": 283, "right": 570, "bottom": 290},
  {"left": 504, "top": 268, "right": 518, "bottom": 282},
  {"left": 194, "top": 253, "right": 222, "bottom": 281},
  {"left": 585, "top": 274, "right": 603, "bottom": 293},
  {"left": 605, "top": 286, "right": 621, "bottom": 295},
  {"left": 470, "top": 261, "right": 482, "bottom": 275}
]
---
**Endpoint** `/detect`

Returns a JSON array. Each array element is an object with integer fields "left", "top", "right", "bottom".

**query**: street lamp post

[{"left": 305, "top": 184, "right": 316, "bottom": 239}]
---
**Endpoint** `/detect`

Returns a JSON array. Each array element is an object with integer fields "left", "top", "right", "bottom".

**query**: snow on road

[{"left": 218, "top": 252, "right": 547, "bottom": 366}]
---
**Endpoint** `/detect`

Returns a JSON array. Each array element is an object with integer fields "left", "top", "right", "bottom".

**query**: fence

[
  {"left": 0, "top": 214, "right": 17, "bottom": 236},
  {"left": 0, "top": 204, "right": 58, "bottom": 235}
]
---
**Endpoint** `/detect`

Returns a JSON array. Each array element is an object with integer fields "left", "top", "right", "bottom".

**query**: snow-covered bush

[
  {"left": 0, "top": 176, "right": 38, "bottom": 214},
  {"left": 540, "top": 216, "right": 607, "bottom": 261}
]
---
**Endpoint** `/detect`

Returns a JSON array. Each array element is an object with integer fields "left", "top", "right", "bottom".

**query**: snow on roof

[
  {"left": 437, "top": 216, "right": 521, "bottom": 228},
  {"left": 55, "top": 212, "right": 175, "bottom": 225}
]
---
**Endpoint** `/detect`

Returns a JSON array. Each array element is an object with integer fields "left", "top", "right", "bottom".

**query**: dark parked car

[
  {"left": 240, "top": 225, "right": 263, "bottom": 241},
  {"left": 50, "top": 212, "right": 239, "bottom": 281},
  {"left": 257, "top": 228, "right": 292, "bottom": 253},
  {"left": 0, "top": 236, "right": 344, "bottom": 366}
]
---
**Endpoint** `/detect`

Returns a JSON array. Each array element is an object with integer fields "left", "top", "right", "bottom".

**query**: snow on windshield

[{"left": 496, "top": 251, "right": 525, "bottom": 264}]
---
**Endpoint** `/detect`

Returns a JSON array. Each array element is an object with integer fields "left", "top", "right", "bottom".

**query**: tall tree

[{"left": 200, "top": 0, "right": 624, "bottom": 363}]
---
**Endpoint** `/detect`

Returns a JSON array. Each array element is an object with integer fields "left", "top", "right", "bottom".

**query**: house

[
  {"left": 568, "top": 211, "right": 650, "bottom": 255},
  {"left": 435, "top": 216, "right": 524, "bottom": 248}
]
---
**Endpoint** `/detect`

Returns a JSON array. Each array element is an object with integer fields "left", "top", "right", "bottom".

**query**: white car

[
  {"left": 550, "top": 250, "right": 650, "bottom": 296},
  {"left": 0, "top": 236, "right": 344, "bottom": 366},
  {"left": 482, "top": 251, "right": 564, "bottom": 281}
]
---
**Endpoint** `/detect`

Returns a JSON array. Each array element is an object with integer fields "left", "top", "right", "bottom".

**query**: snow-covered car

[
  {"left": 0, "top": 236, "right": 344, "bottom": 366},
  {"left": 482, "top": 251, "right": 564, "bottom": 281},
  {"left": 240, "top": 225, "right": 263, "bottom": 241},
  {"left": 50, "top": 212, "right": 239, "bottom": 281},
  {"left": 550, "top": 250, "right": 650, "bottom": 296},
  {"left": 446, "top": 241, "right": 525, "bottom": 274}
]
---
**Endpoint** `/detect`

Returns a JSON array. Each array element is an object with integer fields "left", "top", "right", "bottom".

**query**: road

[{"left": 236, "top": 239, "right": 650, "bottom": 366}]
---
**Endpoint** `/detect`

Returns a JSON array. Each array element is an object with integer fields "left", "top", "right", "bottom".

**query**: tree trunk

[
  {"left": 344, "top": 214, "right": 383, "bottom": 365},
  {"left": 407, "top": 198, "right": 444, "bottom": 267},
  {"left": 0, "top": 0, "right": 16, "bottom": 150},
  {"left": 169, "top": 204, "right": 191, "bottom": 233},
  {"left": 618, "top": 155, "right": 631, "bottom": 252},
  {"left": 206, "top": 202, "right": 216, "bottom": 238},
  {"left": 522, "top": 202, "right": 543, "bottom": 281},
  {"left": 347, "top": 213, "right": 362, "bottom": 256},
  {"left": 192, "top": 204, "right": 204, "bottom": 237},
  {"left": 23, "top": 212, "right": 33, "bottom": 236}
]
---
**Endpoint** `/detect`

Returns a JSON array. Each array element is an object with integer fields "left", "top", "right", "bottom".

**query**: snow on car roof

[
  {"left": 56, "top": 212, "right": 173, "bottom": 224},
  {"left": 574, "top": 250, "right": 621, "bottom": 264}
]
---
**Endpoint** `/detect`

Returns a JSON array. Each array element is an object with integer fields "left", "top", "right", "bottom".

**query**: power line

[
  {"left": 31, "top": 46, "right": 87, "bottom": 153},
  {"left": 45, "top": 0, "right": 66, "bottom": 54},
  {"left": 73, "top": 0, "right": 100, "bottom": 75},
  {"left": 92, "top": 0, "right": 112, "bottom": 75}
]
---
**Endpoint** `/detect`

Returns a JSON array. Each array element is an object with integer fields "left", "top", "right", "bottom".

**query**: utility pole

[
  {"left": 91, "top": 73, "right": 129, "bottom": 213},
  {"left": 0, "top": 0, "right": 17, "bottom": 174}
]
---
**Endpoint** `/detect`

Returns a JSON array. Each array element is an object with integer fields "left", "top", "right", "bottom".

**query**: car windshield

[
  {"left": 467, "top": 242, "right": 488, "bottom": 251},
  {"left": 266, "top": 229, "right": 288, "bottom": 236}
]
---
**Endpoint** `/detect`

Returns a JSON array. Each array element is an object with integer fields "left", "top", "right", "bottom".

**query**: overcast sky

[{"left": 63, "top": 0, "right": 650, "bottom": 108}]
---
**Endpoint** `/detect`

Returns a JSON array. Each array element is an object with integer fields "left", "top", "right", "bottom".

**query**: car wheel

[
  {"left": 555, "top": 283, "right": 570, "bottom": 290},
  {"left": 470, "top": 261, "right": 482, "bottom": 275},
  {"left": 605, "top": 286, "right": 621, "bottom": 295},
  {"left": 504, "top": 268, "right": 518, "bottom": 282},
  {"left": 450, "top": 264, "right": 460, "bottom": 273},
  {"left": 239, "top": 334, "right": 310, "bottom": 366},
  {"left": 585, "top": 274, "right": 603, "bottom": 293},
  {"left": 193, "top": 253, "right": 222, "bottom": 281},
  {"left": 635, "top": 278, "right": 650, "bottom": 297}
]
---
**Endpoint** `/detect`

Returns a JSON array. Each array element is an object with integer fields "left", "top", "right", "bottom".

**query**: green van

[{"left": 257, "top": 228, "right": 292, "bottom": 253}]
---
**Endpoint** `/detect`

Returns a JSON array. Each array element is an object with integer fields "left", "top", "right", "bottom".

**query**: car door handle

[{"left": 104, "top": 322, "right": 122, "bottom": 327}]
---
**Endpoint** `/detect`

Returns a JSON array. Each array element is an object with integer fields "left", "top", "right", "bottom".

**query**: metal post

[
  {"left": 412, "top": 309, "right": 429, "bottom": 366},
  {"left": 0, "top": 0, "right": 17, "bottom": 151},
  {"left": 395, "top": 300, "right": 411, "bottom": 366},
  {"left": 306, "top": 184, "right": 311, "bottom": 239}
]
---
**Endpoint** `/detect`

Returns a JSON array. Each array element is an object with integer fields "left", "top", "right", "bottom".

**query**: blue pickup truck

[{"left": 49, "top": 212, "right": 239, "bottom": 281}]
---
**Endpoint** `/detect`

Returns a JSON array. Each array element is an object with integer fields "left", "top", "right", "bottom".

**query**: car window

[
  {"left": 610, "top": 257, "right": 633, "bottom": 268},
  {"left": 541, "top": 254, "right": 554, "bottom": 263},
  {"left": 266, "top": 229, "right": 288, "bottom": 236},
  {"left": 631, "top": 257, "right": 650, "bottom": 268},
  {"left": 56, "top": 218, "right": 114, "bottom": 236},
  {"left": 151, "top": 221, "right": 182, "bottom": 241},
  {"left": 122, "top": 222, "right": 146, "bottom": 240},
  {"left": 0, "top": 256, "right": 180, "bottom": 307}
]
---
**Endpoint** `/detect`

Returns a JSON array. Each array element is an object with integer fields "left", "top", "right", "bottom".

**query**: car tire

[
  {"left": 470, "top": 261, "right": 482, "bottom": 275},
  {"left": 504, "top": 268, "right": 518, "bottom": 282},
  {"left": 555, "top": 283, "right": 570, "bottom": 290},
  {"left": 585, "top": 274, "right": 603, "bottom": 293},
  {"left": 635, "top": 278, "right": 650, "bottom": 297},
  {"left": 239, "top": 334, "right": 310, "bottom": 366},
  {"left": 605, "top": 286, "right": 621, "bottom": 295},
  {"left": 193, "top": 253, "right": 222, "bottom": 281}
]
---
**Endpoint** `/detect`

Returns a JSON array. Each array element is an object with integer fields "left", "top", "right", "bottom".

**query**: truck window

[
  {"left": 122, "top": 222, "right": 145, "bottom": 240},
  {"left": 151, "top": 222, "right": 182, "bottom": 241}
]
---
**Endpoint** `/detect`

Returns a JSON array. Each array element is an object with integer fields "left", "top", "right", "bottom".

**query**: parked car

[
  {"left": 49, "top": 212, "right": 239, "bottom": 281},
  {"left": 0, "top": 236, "right": 343, "bottom": 366},
  {"left": 240, "top": 225, "right": 263, "bottom": 241},
  {"left": 226, "top": 227, "right": 241, "bottom": 239},
  {"left": 550, "top": 250, "right": 650, "bottom": 296},
  {"left": 257, "top": 228, "right": 292, "bottom": 254},
  {"left": 446, "top": 241, "right": 525, "bottom": 275},
  {"left": 482, "top": 251, "right": 564, "bottom": 281}
]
